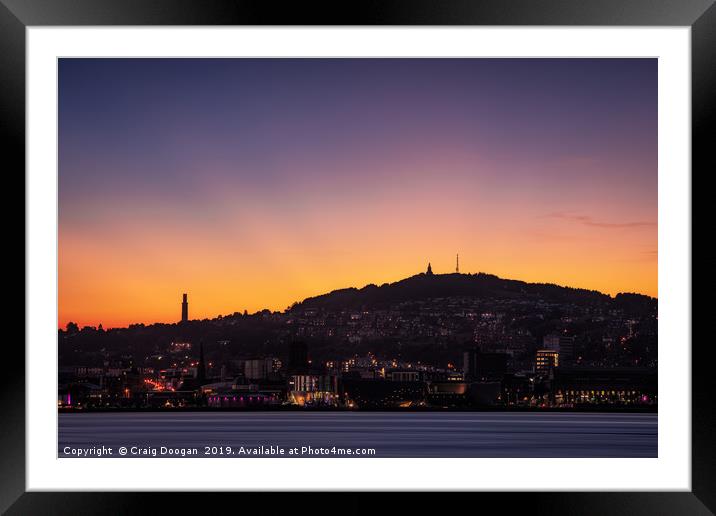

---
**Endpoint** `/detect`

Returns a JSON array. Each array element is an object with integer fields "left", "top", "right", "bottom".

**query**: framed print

[{"left": 5, "top": 0, "right": 714, "bottom": 513}]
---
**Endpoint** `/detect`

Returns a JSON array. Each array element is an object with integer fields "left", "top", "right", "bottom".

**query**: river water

[{"left": 58, "top": 411, "right": 657, "bottom": 458}]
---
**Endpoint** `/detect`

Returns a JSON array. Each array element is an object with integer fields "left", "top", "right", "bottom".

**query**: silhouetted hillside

[
  {"left": 59, "top": 270, "right": 657, "bottom": 371},
  {"left": 291, "top": 272, "right": 655, "bottom": 313}
]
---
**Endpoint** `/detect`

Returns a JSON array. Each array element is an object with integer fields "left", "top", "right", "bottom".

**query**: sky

[{"left": 59, "top": 58, "right": 657, "bottom": 328}]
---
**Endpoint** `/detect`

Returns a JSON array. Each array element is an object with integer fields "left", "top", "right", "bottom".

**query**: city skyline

[
  {"left": 61, "top": 264, "right": 656, "bottom": 330},
  {"left": 59, "top": 58, "right": 657, "bottom": 328}
]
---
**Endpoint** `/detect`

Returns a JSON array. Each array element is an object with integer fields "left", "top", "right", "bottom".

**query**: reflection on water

[{"left": 59, "top": 411, "right": 657, "bottom": 458}]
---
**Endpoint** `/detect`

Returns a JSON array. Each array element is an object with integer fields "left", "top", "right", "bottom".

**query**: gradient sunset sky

[{"left": 59, "top": 58, "right": 657, "bottom": 328}]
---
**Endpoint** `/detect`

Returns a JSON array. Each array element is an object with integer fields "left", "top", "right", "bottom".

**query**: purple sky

[{"left": 58, "top": 58, "right": 657, "bottom": 326}]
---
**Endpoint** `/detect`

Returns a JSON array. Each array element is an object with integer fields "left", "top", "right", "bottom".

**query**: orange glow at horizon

[{"left": 58, "top": 175, "right": 657, "bottom": 329}]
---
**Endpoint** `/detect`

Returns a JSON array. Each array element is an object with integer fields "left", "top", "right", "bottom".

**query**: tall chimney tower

[{"left": 181, "top": 293, "right": 188, "bottom": 323}]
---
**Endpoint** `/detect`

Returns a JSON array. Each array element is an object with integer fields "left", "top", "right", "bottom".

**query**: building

[
  {"left": 467, "top": 382, "right": 502, "bottom": 406},
  {"left": 288, "top": 374, "right": 338, "bottom": 406},
  {"left": 463, "top": 348, "right": 508, "bottom": 381},
  {"left": 427, "top": 379, "right": 469, "bottom": 408},
  {"left": 206, "top": 384, "right": 283, "bottom": 408},
  {"left": 181, "top": 293, "right": 188, "bottom": 323},
  {"left": 552, "top": 367, "right": 657, "bottom": 405},
  {"left": 543, "top": 334, "right": 560, "bottom": 351},
  {"left": 535, "top": 349, "right": 559, "bottom": 376},
  {"left": 341, "top": 378, "right": 427, "bottom": 409},
  {"left": 559, "top": 336, "right": 575, "bottom": 364},
  {"left": 287, "top": 341, "right": 309, "bottom": 373},
  {"left": 475, "top": 352, "right": 508, "bottom": 380},
  {"left": 463, "top": 348, "right": 478, "bottom": 380},
  {"left": 425, "top": 371, "right": 464, "bottom": 382},
  {"left": 543, "top": 333, "right": 575, "bottom": 364},
  {"left": 386, "top": 369, "right": 422, "bottom": 382},
  {"left": 244, "top": 358, "right": 268, "bottom": 381},
  {"left": 244, "top": 357, "right": 281, "bottom": 381}
]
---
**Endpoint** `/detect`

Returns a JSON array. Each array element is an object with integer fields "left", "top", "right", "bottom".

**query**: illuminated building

[
  {"left": 552, "top": 367, "right": 657, "bottom": 405},
  {"left": 535, "top": 349, "right": 559, "bottom": 375},
  {"left": 427, "top": 379, "right": 469, "bottom": 407},
  {"left": 288, "top": 374, "right": 338, "bottom": 406},
  {"left": 206, "top": 384, "right": 283, "bottom": 408}
]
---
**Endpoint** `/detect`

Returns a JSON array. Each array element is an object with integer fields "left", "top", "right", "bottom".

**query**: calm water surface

[{"left": 59, "top": 411, "right": 657, "bottom": 458}]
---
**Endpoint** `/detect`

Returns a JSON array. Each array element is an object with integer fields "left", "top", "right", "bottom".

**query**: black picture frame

[{"left": 4, "top": 0, "right": 713, "bottom": 513}]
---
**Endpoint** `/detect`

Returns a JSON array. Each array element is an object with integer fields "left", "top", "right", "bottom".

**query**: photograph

[
  {"left": 6, "top": 0, "right": 710, "bottom": 507},
  {"left": 57, "top": 57, "right": 659, "bottom": 459}
]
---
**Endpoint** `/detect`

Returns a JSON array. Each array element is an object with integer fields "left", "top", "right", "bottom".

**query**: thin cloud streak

[{"left": 547, "top": 212, "right": 656, "bottom": 229}]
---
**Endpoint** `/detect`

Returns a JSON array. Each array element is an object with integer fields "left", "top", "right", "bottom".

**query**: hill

[{"left": 290, "top": 272, "right": 655, "bottom": 313}]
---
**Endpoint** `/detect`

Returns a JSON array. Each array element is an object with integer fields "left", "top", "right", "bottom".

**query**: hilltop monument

[{"left": 181, "top": 293, "right": 189, "bottom": 323}]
